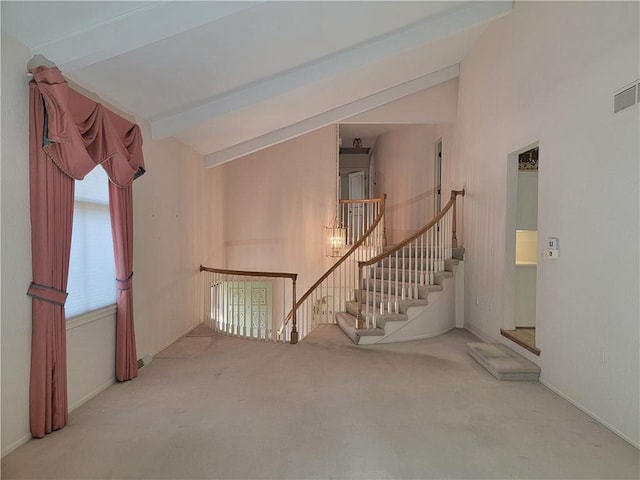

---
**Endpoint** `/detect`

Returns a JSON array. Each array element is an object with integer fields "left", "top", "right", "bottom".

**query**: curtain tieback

[
  {"left": 116, "top": 272, "right": 133, "bottom": 291},
  {"left": 27, "top": 282, "right": 68, "bottom": 306}
]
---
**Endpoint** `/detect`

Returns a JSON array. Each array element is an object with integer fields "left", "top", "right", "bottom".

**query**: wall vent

[
  {"left": 614, "top": 81, "right": 639, "bottom": 113},
  {"left": 137, "top": 354, "right": 152, "bottom": 369}
]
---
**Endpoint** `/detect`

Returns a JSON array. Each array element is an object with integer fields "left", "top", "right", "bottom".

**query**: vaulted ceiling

[{"left": 2, "top": 1, "right": 512, "bottom": 166}]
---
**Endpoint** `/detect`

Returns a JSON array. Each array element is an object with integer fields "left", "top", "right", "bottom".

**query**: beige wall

[
  {"left": 1, "top": 32, "right": 34, "bottom": 456},
  {"left": 132, "top": 123, "right": 205, "bottom": 360},
  {"left": 215, "top": 126, "right": 337, "bottom": 297},
  {"left": 452, "top": 1, "right": 639, "bottom": 446},
  {"left": 1, "top": 32, "right": 206, "bottom": 455},
  {"left": 3, "top": 0, "right": 637, "bottom": 455},
  {"left": 373, "top": 125, "right": 437, "bottom": 243},
  {"left": 202, "top": 165, "right": 226, "bottom": 268}
]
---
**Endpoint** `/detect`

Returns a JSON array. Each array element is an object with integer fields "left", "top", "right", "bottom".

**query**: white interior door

[
  {"left": 348, "top": 171, "right": 365, "bottom": 200},
  {"left": 348, "top": 171, "right": 366, "bottom": 241}
]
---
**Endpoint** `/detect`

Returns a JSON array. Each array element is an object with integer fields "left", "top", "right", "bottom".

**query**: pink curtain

[
  {"left": 27, "top": 83, "right": 73, "bottom": 437},
  {"left": 28, "top": 66, "right": 145, "bottom": 437},
  {"left": 108, "top": 185, "right": 138, "bottom": 381}
]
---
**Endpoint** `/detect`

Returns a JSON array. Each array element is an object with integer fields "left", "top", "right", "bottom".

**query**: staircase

[
  {"left": 336, "top": 246, "right": 464, "bottom": 344},
  {"left": 273, "top": 189, "right": 465, "bottom": 344}
]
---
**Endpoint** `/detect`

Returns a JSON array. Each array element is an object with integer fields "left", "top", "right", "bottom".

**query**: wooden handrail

[
  {"left": 283, "top": 194, "right": 387, "bottom": 324},
  {"left": 339, "top": 197, "right": 384, "bottom": 205},
  {"left": 200, "top": 265, "right": 299, "bottom": 343},
  {"left": 339, "top": 195, "right": 386, "bottom": 246},
  {"left": 357, "top": 190, "right": 464, "bottom": 269},
  {"left": 356, "top": 189, "right": 463, "bottom": 328},
  {"left": 200, "top": 265, "right": 297, "bottom": 281}
]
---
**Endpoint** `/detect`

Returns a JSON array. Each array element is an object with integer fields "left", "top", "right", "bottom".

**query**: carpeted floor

[{"left": 2, "top": 325, "right": 638, "bottom": 479}]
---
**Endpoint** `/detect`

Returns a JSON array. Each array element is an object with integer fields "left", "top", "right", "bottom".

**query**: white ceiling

[{"left": 2, "top": 1, "right": 512, "bottom": 166}]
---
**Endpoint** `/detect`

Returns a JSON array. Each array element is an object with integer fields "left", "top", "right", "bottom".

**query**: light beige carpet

[
  {"left": 155, "top": 337, "right": 213, "bottom": 358},
  {"left": 185, "top": 324, "right": 216, "bottom": 337},
  {"left": 2, "top": 326, "right": 638, "bottom": 479}
]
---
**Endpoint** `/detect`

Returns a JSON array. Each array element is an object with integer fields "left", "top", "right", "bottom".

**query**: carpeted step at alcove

[{"left": 467, "top": 342, "right": 540, "bottom": 381}]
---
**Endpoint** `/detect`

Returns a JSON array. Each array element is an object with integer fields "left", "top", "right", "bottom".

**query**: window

[{"left": 66, "top": 166, "right": 116, "bottom": 318}]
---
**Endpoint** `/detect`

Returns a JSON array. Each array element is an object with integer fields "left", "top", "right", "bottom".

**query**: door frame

[{"left": 504, "top": 142, "right": 539, "bottom": 332}]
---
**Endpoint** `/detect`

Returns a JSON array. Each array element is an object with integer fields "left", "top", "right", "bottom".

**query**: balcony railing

[
  {"left": 356, "top": 190, "right": 464, "bottom": 327},
  {"left": 339, "top": 196, "right": 386, "bottom": 246},
  {"left": 280, "top": 200, "right": 386, "bottom": 342},
  {"left": 200, "top": 266, "right": 298, "bottom": 343}
]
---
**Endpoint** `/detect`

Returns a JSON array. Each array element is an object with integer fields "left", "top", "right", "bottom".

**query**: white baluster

[
  {"left": 413, "top": 239, "right": 419, "bottom": 299},
  {"left": 440, "top": 218, "right": 445, "bottom": 271},
  {"left": 400, "top": 247, "right": 406, "bottom": 300},
  {"left": 365, "top": 266, "right": 370, "bottom": 328},
  {"left": 372, "top": 265, "right": 377, "bottom": 329},
  {"left": 430, "top": 226, "right": 435, "bottom": 284},
  {"left": 408, "top": 242, "right": 413, "bottom": 299}
]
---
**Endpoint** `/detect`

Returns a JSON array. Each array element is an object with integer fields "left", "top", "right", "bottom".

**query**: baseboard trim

[
  {"left": 68, "top": 377, "right": 116, "bottom": 413},
  {"left": 539, "top": 377, "right": 639, "bottom": 451},
  {"left": 1, "top": 432, "right": 32, "bottom": 458},
  {"left": 151, "top": 321, "right": 203, "bottom": 358},
  {"left": 376, "top": 326, "right": 456, "bottom": 344},
  {"left": 463, "top": 323, "right": 497, "bottom": 344},
  {"left": 2, "top": 378, "right": 118, "bottom": 459},
  {"left": 2, "top": 322, "right": 201, "bottom": 459},
  {"left": 464, "top": 325, "right": 637, "bottom": 448}
]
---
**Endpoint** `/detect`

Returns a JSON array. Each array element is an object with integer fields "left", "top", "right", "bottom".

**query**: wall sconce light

[{"left": 325, "top": 218, "right": 346, "bottom": 257}]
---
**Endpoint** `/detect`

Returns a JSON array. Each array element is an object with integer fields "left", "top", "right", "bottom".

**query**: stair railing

[
  {"left": 356, "top": 190, "right": 465, "bottom": 328},
  {"left": 200, "top": 266, "right": 298, "bottom": 343},
  {"left": 279, "top": 196, "right": 386, "bottom": 342},
  {"left": 339, "top": 196, "right": 386, "bottom": 246}
]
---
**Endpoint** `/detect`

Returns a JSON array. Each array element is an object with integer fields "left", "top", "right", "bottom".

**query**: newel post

[
  {"left": 357, "top": 263, "right": 365, "bottom": 329},
  {"left": 451, "top": 189, "right": 465, "bottom": 248},
  {"left": 381, "top": 194, "right": 387, "bottom": 246},
  {"left": 290, "top": 277, "right": 298, "bottom": 344}
]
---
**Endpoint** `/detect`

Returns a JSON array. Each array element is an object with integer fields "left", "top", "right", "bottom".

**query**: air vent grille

[{"left": 614, "top": 81, "right": 639, "bottom": 113}]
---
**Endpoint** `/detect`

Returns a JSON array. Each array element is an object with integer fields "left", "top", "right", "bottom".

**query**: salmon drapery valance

[
  {"left": 31, "top": 65, "right": 145, "bottom": 185},
  {"left": 28, "top": 65, "right": 145, "bottom": 438}
]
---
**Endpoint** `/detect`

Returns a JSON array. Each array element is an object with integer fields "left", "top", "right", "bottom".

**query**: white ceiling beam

[
  {"left": 204, "top": 65, "right": 460, "bottom": 168},
  {"left": 33, "top": 1, "right": 262, "bottom": 72},
  {"left": 153, "top": 1, "right": 512, "bottom": 140}
]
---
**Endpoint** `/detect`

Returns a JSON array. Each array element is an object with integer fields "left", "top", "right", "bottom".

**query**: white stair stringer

[
  {"left": 336, "top": 261, "right": 463, "bottom": 344},
  {"left": 366, "top": 274, "right": 456, "bottom": 344}
]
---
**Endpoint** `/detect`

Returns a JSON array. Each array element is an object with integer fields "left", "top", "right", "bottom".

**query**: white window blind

[{"left": 66, "top": 166, "right": 116, "bottom": 318}]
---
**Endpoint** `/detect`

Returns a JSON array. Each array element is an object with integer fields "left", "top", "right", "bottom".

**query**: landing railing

[
  {"left": 200, "top": 266, "right": 298, "bottom": 343},
  {"left": 356, "top": 190, "right": 465, "bottom": 328},
  {"left": 339, "top": 196, "right": 386, "bottom": 246},
  {"left": 280, "top": 200, "right": 386, "bottom": 342}
]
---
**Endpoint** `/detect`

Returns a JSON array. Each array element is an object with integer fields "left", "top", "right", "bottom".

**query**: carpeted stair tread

[
  {"left": 349, "top": 295, "right": 428, "bottom": 315},
  {"left": 467, "top": 342, "right": 540, "bottom": 381},
  {"left": 335, "top": 312, "right": 385, "bottom": 344},
  {"left": 363, "top": 278, "right": 444, "bottom": 297},
  {"left": 334, "top": 246, "right": 464, "bottom": 344},
  {"left": 380, "top": 258, "right": 458, "bottom": 273}
]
